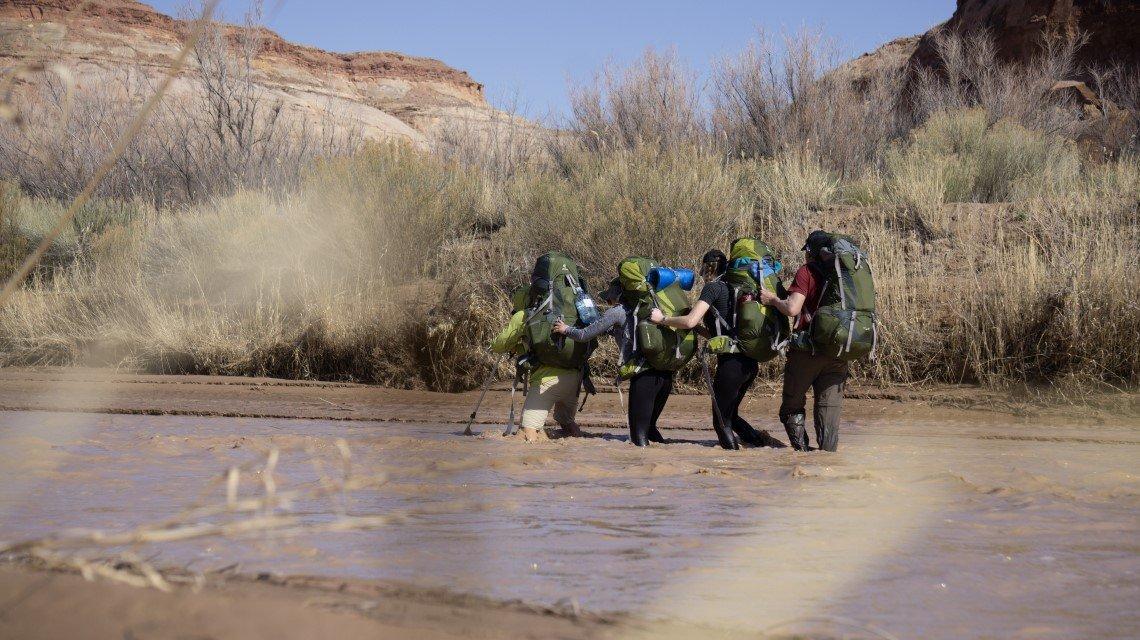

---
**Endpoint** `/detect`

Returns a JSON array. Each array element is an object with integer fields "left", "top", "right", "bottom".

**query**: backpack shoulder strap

[{"left": 708, "top": 281, "right": 737, "bottom": 338}]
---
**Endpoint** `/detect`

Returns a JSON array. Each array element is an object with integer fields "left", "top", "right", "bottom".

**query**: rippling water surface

[{"left": 1, "top": 410, "right": 1137, "bottom": 639}]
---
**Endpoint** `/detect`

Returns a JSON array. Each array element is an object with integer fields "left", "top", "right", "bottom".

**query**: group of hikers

[{"left": 488, "top": 230, "right": 877, "bottom": 452}]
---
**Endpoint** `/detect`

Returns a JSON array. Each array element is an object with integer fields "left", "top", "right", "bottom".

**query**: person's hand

[
  {"left": 552, "top": 319, "right": 570, "bottom": 334},
  {"left": 649, "top": 308, "right": 665, "bottom": 324},
  {"left": 759, "top": 289, "right": 778, "bottom": 306}
]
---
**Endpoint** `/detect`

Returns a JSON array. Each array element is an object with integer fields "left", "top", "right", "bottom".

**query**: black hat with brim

[{"left": 802, "top": 230, "right": 830, "bottom": 254}]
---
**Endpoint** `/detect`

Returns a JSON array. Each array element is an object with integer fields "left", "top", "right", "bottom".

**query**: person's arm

[
  {"left": 760, "top": 264, "right": 815, "bottom": 317},
  {"left": 554, "top": 306, "right": 623, "bottom": 341},
  {"left": 759, "top": 289, "right": 806, "bottom": 317},
  {"left": 651, "top": 300, "right": 709, "bottom": 330},
  {"left": 490, "top": 310, "right": 526, "bottom": 354}
]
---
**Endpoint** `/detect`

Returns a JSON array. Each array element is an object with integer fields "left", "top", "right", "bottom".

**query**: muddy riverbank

[{"left": 0, "top": 368, "right": 1137, "bottom": 639}]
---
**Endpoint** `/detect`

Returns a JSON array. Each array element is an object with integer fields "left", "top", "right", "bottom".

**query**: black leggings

[
  {"left": 711, "top": 354, "right": 763, "bottom": 449},
  {"left": 628, "top": 369, "right": 673, "bottom": 446}
]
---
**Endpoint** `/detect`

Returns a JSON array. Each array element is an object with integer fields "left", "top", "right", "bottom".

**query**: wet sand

[{"left": 0, "top": 367, "right": 1137, "bottom": 639}]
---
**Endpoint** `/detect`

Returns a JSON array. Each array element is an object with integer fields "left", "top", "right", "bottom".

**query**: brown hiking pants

[{"left": 779, "top": 350, "right": 849, "bottom": 451}]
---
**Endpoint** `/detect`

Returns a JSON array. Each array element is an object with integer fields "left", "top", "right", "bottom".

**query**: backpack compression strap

[{"left": 524, "top": 281, "right": 555, "bottom": 323}]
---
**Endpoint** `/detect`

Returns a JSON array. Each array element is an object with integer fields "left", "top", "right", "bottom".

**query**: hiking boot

[
  {"left": 747, "top": 429, "right": 787, "bottom": 449},
  {"left": 735, "top": 424, "right": 776, "bottom": 448},
  {"left": 714, "top": 425, "right": 741, "bottom": 450},
  {"left": 783, "top": 413, "right": 809, "bottom": 451}
]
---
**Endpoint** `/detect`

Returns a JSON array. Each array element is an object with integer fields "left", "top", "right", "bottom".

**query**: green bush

[{"left": 886, "top": 109, "right": 1081, "bottom": 208}]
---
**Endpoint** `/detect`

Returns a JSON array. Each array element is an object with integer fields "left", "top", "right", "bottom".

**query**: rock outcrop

[
  {"left": 0, "top": 0, "right": 509, "bottom": 146},
  {"left": 909, "top": 0, "right": 1140, "bottom": 73},
  {"left": 841, "top": 0, "right": 1140, "bottom": 88}
]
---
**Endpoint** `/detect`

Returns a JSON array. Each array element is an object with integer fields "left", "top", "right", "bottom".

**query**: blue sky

[{"left": 148, "top": 1, "right": 953, "bottom": 120}]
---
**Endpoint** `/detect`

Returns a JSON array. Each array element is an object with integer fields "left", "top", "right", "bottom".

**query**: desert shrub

[
  {"left": 711, "top": 29, "right": 906, "bottom": 179},
  {"left": 908, "top": 30, "right": 1083, "bottom": 136},
  {"left": 0, "top": 182, "right": 30, "bottom": 282},
  {"left": 298, "top": 143, "right": 489, "bottom": 283},
  {"left": 852, "top": 156, "right": 1140, "bottom": 389},
  {"left": 0, "top": 12, "right": 361, "bottom": 206},
  {"left": 502, "top": 143, "right": 749, "bottom": 284},
  {"left": 0, "top": 144, "right": 489, "bottom": 384},
  {"left": 883, "top": 109, "right": 1081, "bottom": 235},
  {"left": 946, "top": 187, "right": 1139, "bottom": 387},
  {"left": 435, "top": 109, "right": 553, "bottom": 182},
  {"left": 568, "top": 48, "right": 706, "bottom": 153},
  {"left": 3, "top": 141, "right": 1139, "bottom": 392},
  {"left": 743, "top": 150, "right": 840, "bottom": 218}
]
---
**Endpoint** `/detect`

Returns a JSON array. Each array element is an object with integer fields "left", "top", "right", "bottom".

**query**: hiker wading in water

[
  {"left": 491, "top": 253, "right": 595, "bottom": 442},
  {"left": 650, "top": 250, "right": 776, "bottom": 450},
  {"left": 760, "top": 230, "right": 877, "bottom": 451},
  {"left": 554, "top": 279, "right": 668, "bottom": 446},
  {"left": 490, "top": 311, "right": 584, "bottom": 442}
]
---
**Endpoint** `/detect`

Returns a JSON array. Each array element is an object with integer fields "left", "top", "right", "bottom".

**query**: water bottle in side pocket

[{"left": 574, "top": 286, "right": 600, "bottom": 325}]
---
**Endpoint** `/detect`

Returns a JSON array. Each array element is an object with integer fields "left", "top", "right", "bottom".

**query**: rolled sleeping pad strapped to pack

[
  {"left": 617, "top": 257, "right": 698, "bottom": 377},
  {"left": 647, "top": 267, "right": 695, "bottom": 291}
]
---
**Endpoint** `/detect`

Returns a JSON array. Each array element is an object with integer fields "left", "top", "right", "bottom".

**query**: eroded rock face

[
  {"left": 910, "top": 0, "right": 1140, "bottom": 71},
  {"left": 0, "top": 0, "right": 506, "bottom": 146},
  {"left": 839, "top": 1, "right": 1140, "bottom": 90}
]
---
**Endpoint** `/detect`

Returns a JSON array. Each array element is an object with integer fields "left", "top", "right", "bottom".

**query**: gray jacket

[{"left": 563, "top": 304, "right": 636, "bottom": 364}]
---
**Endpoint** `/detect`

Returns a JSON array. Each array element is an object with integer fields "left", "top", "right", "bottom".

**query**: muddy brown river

[{"left": 1, "top": 405, "right": 1138, "bottom": 639}]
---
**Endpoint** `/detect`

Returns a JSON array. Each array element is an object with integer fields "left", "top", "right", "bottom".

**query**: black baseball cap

[{"left": 801, "top": 230, "right": 830, "bottom": 254}]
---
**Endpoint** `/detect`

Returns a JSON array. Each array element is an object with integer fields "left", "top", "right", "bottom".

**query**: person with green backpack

[
  {"left": 490, "top": 252, "right": 597, "bottom": 442},
  {"left": 651, "top": 246, "right": 784, "bottom": 450},
  {"left": 552, "top": 277, "right": 668, "bottom": 446},
  {"left": 759, "top": 230, "right": 878, "bottom": 452},
  {"left": 551, "top": 256, "right": 698, "bottom": 446}
]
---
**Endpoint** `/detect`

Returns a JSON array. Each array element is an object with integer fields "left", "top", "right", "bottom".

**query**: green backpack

[
  {"left": 709, "top": 237, "right": 790, "bottom": 363},
  {"left": 616, "top": 256, "right": 698, "bottom": 378},
  {"left": 522, "top": 252, "right": 595, "bottom": 369},
  {"left": 509, "top": 284, "right": 530, "bottom": 314},
  {"left": 803, "top": 233, "right": 877, "bottom": 361}
]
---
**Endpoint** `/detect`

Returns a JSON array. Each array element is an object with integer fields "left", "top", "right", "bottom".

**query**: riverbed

[{"left": 1, "top": 373, "right": 1136, "bottom": 640}]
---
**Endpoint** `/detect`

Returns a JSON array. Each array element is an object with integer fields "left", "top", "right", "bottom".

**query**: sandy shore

[{"left": 0, "top": 559, "right": 704, "bottom": 640}]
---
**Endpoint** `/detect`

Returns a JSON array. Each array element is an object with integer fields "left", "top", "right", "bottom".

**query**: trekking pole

[
  {"left": 503, "top": 369, "right": 523, "bottom": 437},
  {"left": 700, "top": 347, "right": 738, "bottom": 450},
  {"left": 464, "top": 354, "right": 505, "bottom": 436}
]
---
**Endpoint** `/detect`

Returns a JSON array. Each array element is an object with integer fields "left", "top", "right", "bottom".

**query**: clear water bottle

[{"left": 574, "top": 288, "right": 600, "bottom": 325}]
